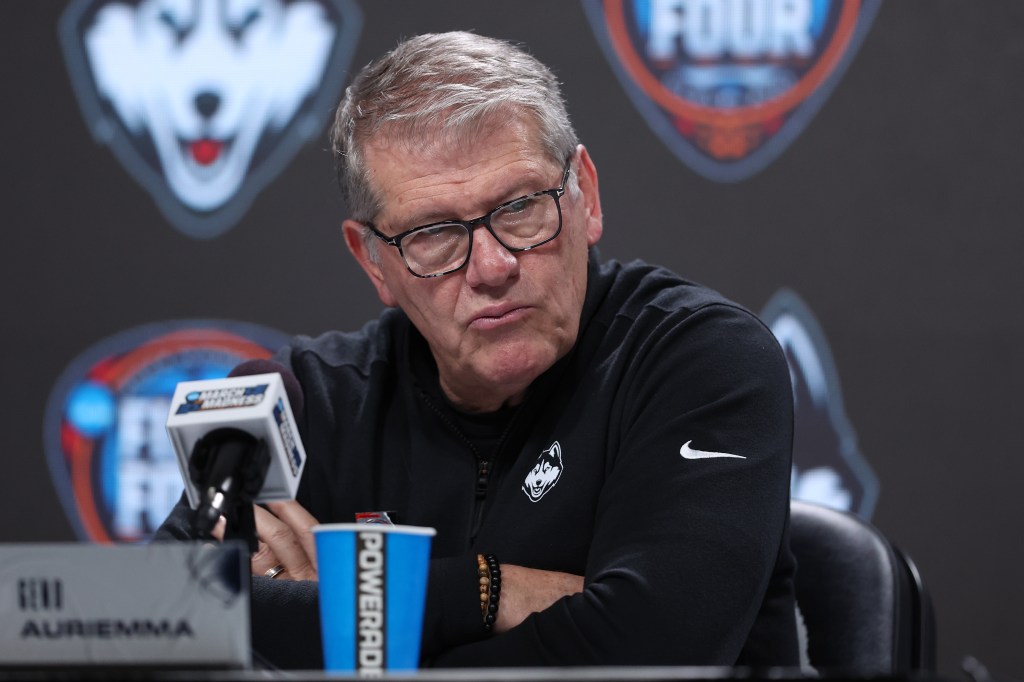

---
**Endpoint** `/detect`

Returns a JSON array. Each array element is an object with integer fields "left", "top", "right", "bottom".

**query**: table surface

[{"left": 0, "top": 666, "right": 952, "bottom": 682}]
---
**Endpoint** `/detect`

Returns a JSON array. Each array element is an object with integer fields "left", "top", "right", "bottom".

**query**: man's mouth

[{"left": 469, "top": 305, "right": 530, "bottom": 331}]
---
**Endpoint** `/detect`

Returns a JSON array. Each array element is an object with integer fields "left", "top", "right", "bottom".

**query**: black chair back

[{"left": 790, "top": 500, "right": 936, "bottom": 675}]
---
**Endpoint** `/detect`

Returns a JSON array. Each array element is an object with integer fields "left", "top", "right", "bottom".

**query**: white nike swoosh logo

[{"left": 679, "top": 441, "right": 746, "bottom": 460}]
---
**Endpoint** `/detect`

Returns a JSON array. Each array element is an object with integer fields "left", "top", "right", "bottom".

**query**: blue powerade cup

[{"left": 312, "top": 523, "right": 436, "bottom": 673}]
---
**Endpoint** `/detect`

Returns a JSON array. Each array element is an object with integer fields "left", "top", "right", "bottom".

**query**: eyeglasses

[{"left": 365, "top": 159, "right": 572, "bottom": 278}]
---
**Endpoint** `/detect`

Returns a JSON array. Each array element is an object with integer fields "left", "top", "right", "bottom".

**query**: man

[{"left": 158, "top": 31, "right": 798, "bottom": 668}]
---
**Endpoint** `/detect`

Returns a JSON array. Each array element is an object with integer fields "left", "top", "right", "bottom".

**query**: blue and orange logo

[
  {"left": 43, "top": 321, "right": 289, "bottom": 543},
  {"left": 584, "top": 0, "right": 880, "bottom": 181}
]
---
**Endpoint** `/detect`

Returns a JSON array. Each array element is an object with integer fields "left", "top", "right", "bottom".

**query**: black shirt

[{"left": 156, "top": 254, "right": 798, "bottom": 668}]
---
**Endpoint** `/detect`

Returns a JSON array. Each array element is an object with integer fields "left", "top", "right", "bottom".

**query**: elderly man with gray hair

[{"left": 158, "top": 30, "right": 798, "bottom": 669}]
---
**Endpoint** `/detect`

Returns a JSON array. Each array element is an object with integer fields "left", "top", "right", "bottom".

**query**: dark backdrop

[{"left": 2, "top": 1, "right": 1022, "bottom": 677}]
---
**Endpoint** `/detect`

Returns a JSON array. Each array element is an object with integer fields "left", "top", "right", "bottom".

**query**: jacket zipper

[
  {"left": 418, "top": 390, "right": 491, "bottom": 545},
  {"left": 471, "top": 457, "right": 492, "bottom": 542}
]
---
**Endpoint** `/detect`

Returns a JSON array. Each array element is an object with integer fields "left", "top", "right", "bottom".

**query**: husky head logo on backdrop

[
  {"left": 761, "top": 288, "right": 879, "bottom": 518},
  {"left": 584, "top": 0, "right": 880, "bottom": 182},
  {"left": 59, "top": 0, "right": 363, "bottom": 238}
]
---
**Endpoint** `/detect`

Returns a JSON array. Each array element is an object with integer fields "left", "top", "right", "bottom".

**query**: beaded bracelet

[{"left": 476, "top": 553, "right": 501, "bottom": 631}]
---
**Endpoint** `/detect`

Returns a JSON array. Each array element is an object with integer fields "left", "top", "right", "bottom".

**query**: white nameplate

[{"left": 0, "top": 542, "right": 250, "bottom": 669}]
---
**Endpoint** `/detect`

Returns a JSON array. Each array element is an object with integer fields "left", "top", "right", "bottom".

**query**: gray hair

[{"left": 330, "top": 31, "right": 579, "bottom": 228}]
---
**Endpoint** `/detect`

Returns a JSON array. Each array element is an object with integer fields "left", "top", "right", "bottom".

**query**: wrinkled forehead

[
  {"left": 369, "top": 106, "right": 545, "bottom": 162},
  {"left": 361, "top": 109, "right": 554, "bottom": 193}
]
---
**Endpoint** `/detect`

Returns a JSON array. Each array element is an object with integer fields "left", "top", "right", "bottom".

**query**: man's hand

[
  {"left": 212, "top": 500, "right": 320, "bottom": 581},
  {"left": 211, "top": 503, "right": 584, "bottom": 628},
  {"left": 494, "top": 565, "right": 584, "bottom": 633}
]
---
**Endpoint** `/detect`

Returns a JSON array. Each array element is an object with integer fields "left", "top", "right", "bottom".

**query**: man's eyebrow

[{"left": 387, "top": 173, "right": 548, "bottom": 231}]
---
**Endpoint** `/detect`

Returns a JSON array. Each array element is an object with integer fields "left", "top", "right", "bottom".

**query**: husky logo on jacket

[
  {"left": 523, "top": 442, "right": 564, "bottom": 503},
  {"left": 59, "top": 0, "right": 363, "bottom": 238},
  {"left": 583, "top": 0, "right": 880, "bottom": 182}
]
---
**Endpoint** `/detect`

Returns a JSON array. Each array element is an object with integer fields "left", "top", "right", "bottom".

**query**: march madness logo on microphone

[
  {"left": 584, "top": 0, "right": 880, "bottom": 181},
  {"left": 58, "top": 0, "right": 363, "bottom": 238},
  {"left": 273, "top": 399, "right": 303, "bottom": 477},
  {"left": 176, "top": 385, "right": 270, "bottom": 413}
]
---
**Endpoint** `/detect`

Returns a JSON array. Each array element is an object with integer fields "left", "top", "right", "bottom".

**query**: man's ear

[
  {"left": 575, "top": 145, "right": 604, "bottom": 246},
  {"left": 343, "top": 219, "right": 399, "bottom": 307}
]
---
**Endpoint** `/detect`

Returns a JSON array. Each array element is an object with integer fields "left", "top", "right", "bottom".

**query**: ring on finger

[{"left": 264, "top": 564, "right": 286, "bottom": 579}]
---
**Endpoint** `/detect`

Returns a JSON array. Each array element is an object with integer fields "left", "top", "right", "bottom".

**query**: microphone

[{"left": 166, "top": 360, "right": 307, "bottom": 549}]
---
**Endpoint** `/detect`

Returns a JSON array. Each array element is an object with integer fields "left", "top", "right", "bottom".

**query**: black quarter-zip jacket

[{"left": 155, "top": 253, "right": 799, "bottom": 669}]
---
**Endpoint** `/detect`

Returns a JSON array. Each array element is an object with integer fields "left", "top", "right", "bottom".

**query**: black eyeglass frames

[{"left": 365, "top": 159, "right": 573, "bottom": 278}]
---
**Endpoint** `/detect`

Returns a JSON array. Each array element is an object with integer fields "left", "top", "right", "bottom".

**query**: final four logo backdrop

[
  {"left": 584, "top": 0, "right": 880, "bottom": 181},
  {"left": 59, "top": 0, "right": 363, "bottom": 238},
  {"left": 43, "top": 321, "right": 290, "bottom": 544}
]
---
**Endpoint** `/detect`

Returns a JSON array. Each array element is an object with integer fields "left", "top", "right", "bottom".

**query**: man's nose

[{"left": 464, "top": 225, "right": 518, "bottom": 287}]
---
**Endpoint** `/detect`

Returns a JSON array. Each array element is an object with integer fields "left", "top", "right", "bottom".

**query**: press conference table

[{"left": 0, "top": 667, "right": 952, "bottom": 682}]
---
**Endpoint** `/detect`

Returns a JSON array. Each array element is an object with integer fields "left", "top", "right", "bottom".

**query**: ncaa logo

[
  {"left": 584, "top": 0, "right": 880, "bottom": 181},
  {"left": 761, "top": 288, "right": 879, "bottom": 519},
  {"left": 43, "top": 320, "right": 290, "bottom": 543},
  {"left": 59, "top": 0, "right": 363, "bottom": 238}
]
